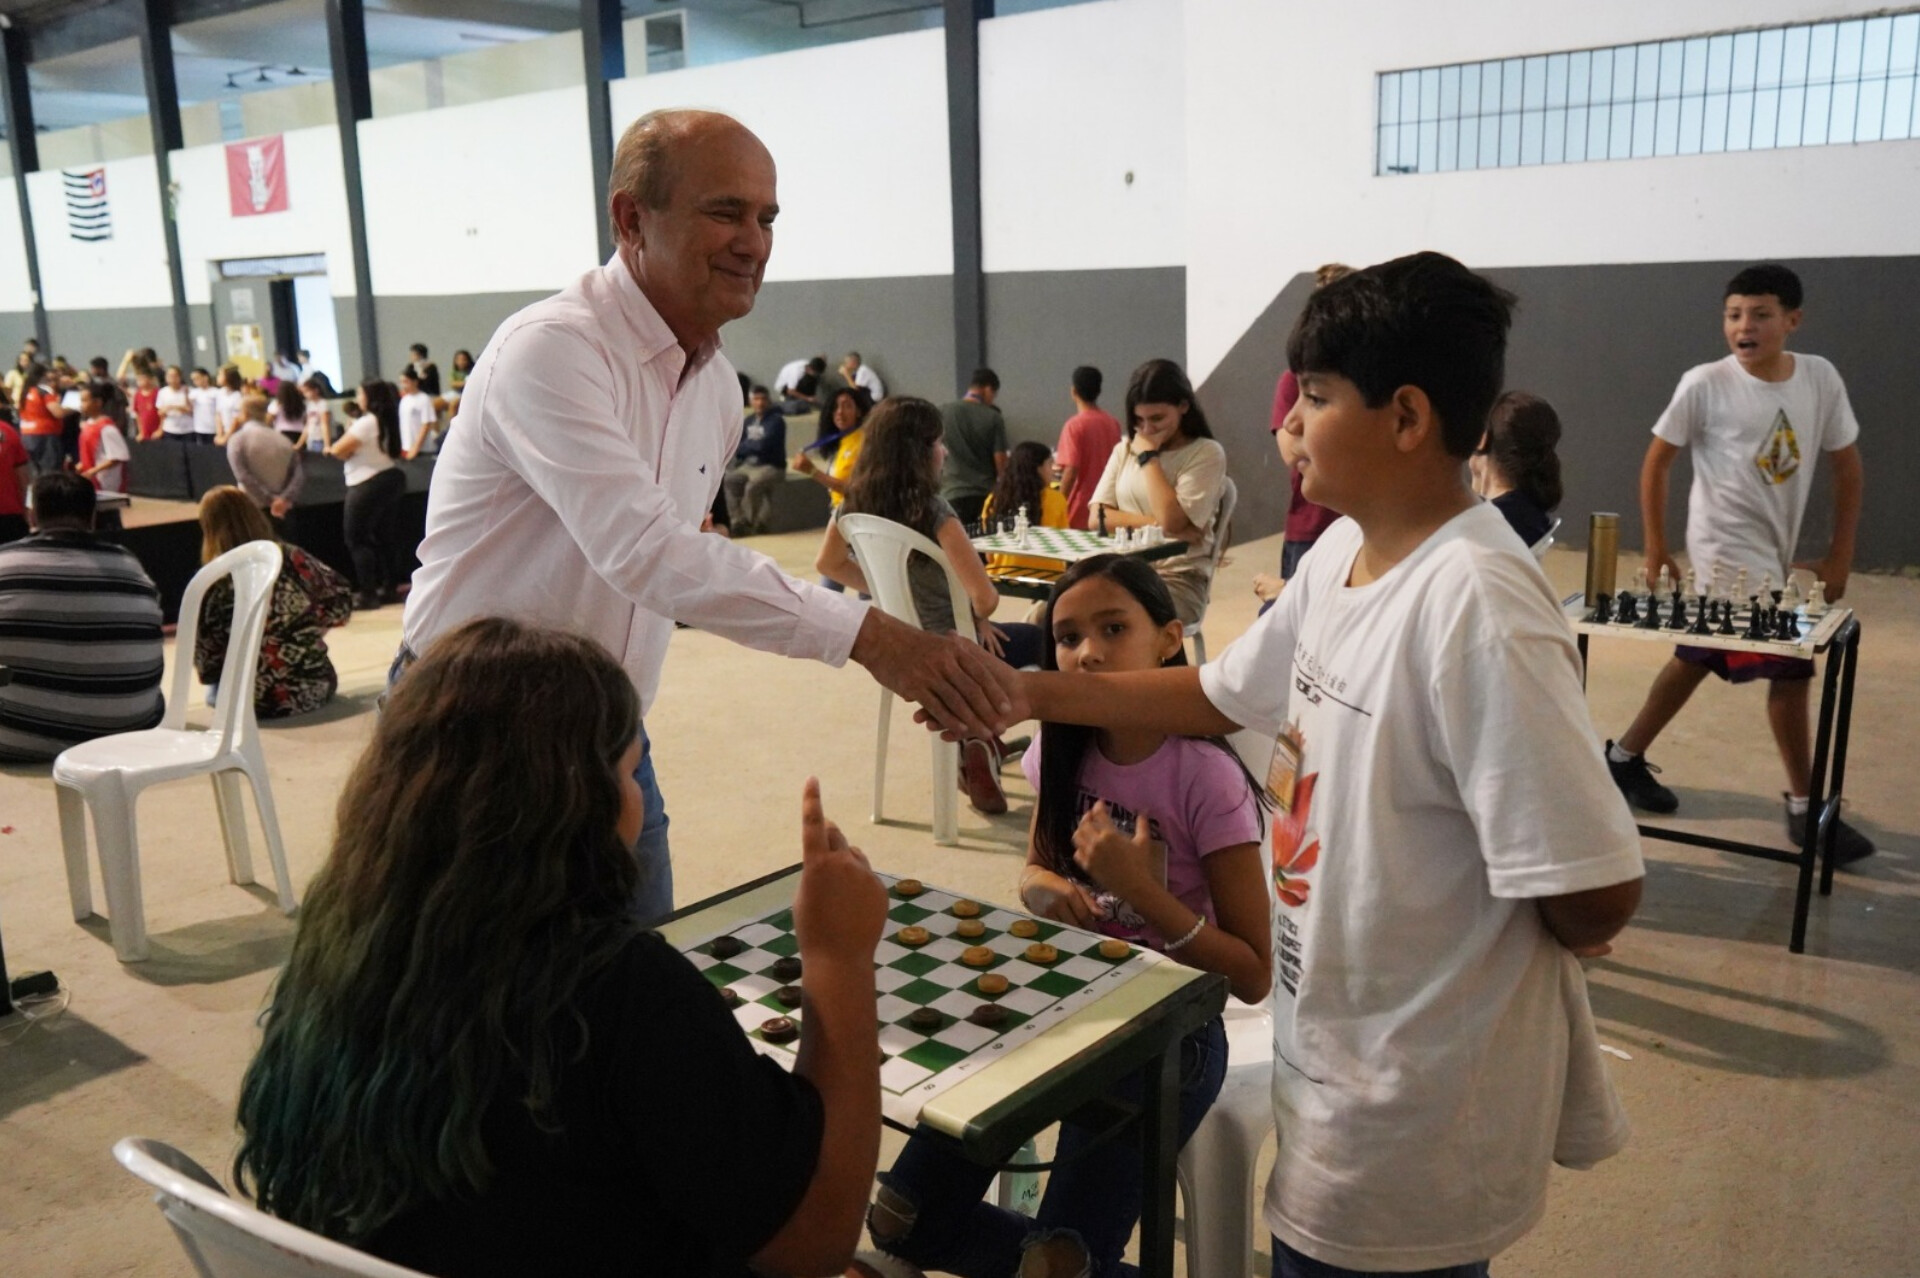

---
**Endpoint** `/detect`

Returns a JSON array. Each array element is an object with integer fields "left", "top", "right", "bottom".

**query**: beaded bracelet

[{"left": 1163, "top": 915, "right": 1206, "bottom": 953}]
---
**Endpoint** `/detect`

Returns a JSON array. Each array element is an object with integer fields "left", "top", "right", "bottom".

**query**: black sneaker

[
  {"left": 1606, "top": 741, "right": 1678, "bottom": 813},
  {"left": 1786, "top": 796, "right": 1876, "bottom": 867}
]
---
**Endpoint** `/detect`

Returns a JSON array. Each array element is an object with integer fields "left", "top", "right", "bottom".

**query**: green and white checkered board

[
  {"left": 971, "top": 526, "right": 1131, "bottom": 562},
  {"left": 679, "top": 875, "right": 1154, "bottom": 1125}
]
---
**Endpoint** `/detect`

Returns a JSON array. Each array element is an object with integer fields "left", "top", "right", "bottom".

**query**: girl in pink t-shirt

[{"left": 866, "top": 554, "right": 1269, "bottom": 1278}]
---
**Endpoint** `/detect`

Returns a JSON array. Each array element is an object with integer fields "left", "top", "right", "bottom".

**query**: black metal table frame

[
  {"left": 661, "top": 865, "right": 1228, "bottom": 1276},
  {"left": 1575, "top": 613, "right": 1861, "bottom": 953}
]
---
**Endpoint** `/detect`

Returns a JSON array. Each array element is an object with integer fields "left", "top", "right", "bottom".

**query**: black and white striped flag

[{"left": 62, "top": 168, "right": 112, "bottom": 242}]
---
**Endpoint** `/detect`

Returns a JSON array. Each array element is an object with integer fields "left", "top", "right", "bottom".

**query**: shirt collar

[{"left": 603, "top": 254, "right": 726, "bottom": 372}]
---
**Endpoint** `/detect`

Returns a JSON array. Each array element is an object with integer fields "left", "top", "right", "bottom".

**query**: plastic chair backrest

[
  {"left": 1207, "top": 477, "right": 1238, "bottom": 571},
  {"left": 113, "top": 1138, "right": 430, "bottom": 1278},
  {"left": 165, "top": 541, "right": 284, "bottom": 740},
  {"left": 1530, "top": 515, "right": 1562, "bottom": 561},
  {"left": 837, "top": 513, "right": 977, "bottom": 640}
]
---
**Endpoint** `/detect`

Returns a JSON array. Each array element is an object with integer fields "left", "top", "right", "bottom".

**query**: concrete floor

[{"left": 1, "top": 527, "right": 1915, "bottom": 1277}]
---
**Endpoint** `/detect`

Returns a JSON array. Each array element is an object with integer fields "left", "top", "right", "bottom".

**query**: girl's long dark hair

[
  {"left": 1123, "top": 358, "right": 1214, "bottom": 441},
  {"left": 274, "top": 381, "right": 305, "bottom": 426},
  {"left": 842, "top": 396, "right": 944, "bottom": 535},
  {"left": 987, "top": 439, "right": 1052, "bottom": 528},
  {"left": 359, "top": 378, "right": 402, "bottom": 459},
  {"left": 234, "top": 618, "right": 642, "bottom": 1242},
  {"left": 1485, "top": 390, "right": 1563, "bottom": 512},
  {"left": 1032, "top": 555, "right": 1266, "bottom": 875},
  {"left": 819, "top": 385, "right": 872, "bottom": 445}
]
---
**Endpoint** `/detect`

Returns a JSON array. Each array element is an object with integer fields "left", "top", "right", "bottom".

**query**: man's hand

[
  {"left": 1795, "top": 557, "right": 1850, "bottom": 602},
  {"left": 850, "top": 610, "right": 1025, "bottom": 740},
  {"left": 793, "top": 778, "right": 886, "bottom": 964},
  {"left": 1072, "top": 801, "right": 1157, "bottom": 901}
]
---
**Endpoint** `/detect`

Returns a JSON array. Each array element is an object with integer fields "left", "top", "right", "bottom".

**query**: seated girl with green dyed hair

[{"left": 234, "top": 616, "right": 890, "bottom": 1277}]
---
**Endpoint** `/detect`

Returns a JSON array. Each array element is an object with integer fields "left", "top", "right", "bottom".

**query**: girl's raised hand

[
  {"left": 794, "top": 778, "right": 886, "bottom": 965},
  {"left": 1072, "top": 801, "right": 1156, "bottom": 899}
]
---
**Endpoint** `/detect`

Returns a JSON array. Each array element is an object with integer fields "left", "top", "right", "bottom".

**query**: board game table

[
  {"left": 970, "top": 526, "right": 1185, "bottom": 600},
  {"left": 1565, "top": 595, "right": 1861, "bottom": 954},
  {"left": 658, "top": 865, "right": 1229, "bottom": 1277}
]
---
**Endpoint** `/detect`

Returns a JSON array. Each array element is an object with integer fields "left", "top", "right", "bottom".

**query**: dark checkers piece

[
  {"left": 760, "top": 1016, "right": 798, "bottom": 1045},
  {"left": 771, "top": 955, "right": 803, "bottom": 983},
  {"left": 1008, "top": 919, "right": 1041, "bottom": 939},
  {"left": 708, "top": 935, "right": 746, "bottom": 960},
  {"left": 720, "top": 987, "right": 743, "bottom": 1009},
  {"left": 893, "top": 878, "right": 926, "bottom": 898},
  {"left": 775, "top": 985, "right": 803, "bottom": 1008},
  {"left": 968, "top": 1003, "right": 1010, "bottom": 1029},
  {"left": 908, "top": 1007, "right": 945, "bottom": 1032},
  {"left": 976, "top": 973, "right": 1010, "bottom": 995},
  {"left": 951, "top": 899, "right": 982, "bottom": 918}
]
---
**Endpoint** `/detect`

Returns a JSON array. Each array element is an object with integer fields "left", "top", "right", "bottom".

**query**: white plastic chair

[
  {"left": 1176, "top": 1002, "right": 1277, "bottom": 1278},
  {"left": 54, "top": 541, "right": 296, "bottom": 962},
  {"left": 837, "top": 513, "right": 986, "bottom": 847},
  {"left": 1186, "top": 477, "right": 1238, "bottom": 666},
  {"left": 1530, "top": 515, "right": 1562, "bottom": 561},
  {"left": 114, "top": 1138, "right": 431, "bottom": 1278}
]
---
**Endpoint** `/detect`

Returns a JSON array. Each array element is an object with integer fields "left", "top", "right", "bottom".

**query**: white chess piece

[
  {"left": 1758, "top": 571, "right": 1774, "bottom": 603},
  {"left": 1732, "top": 568, "right": 1748, "bottom": 602},
  {"left": 1631, "top": 567, "right": 1648, "bottom": 599},
  {"left": 1655, "top": 564, "right": 1672, "bottom": 597},
  {"left": 1781, "top": 578, "right": 1802, "bottom": 614},
  {"left": 1807, "top": 580, "right": 1829, "bottom": 616}
]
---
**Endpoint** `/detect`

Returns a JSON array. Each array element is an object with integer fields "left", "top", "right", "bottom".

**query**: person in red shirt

[
  {"left": 0, "top": 417, "right": 30, "bottom": 543},
  {"left": 130, "top": 370, "right": 162, "bottom": 440},
  {"left": 1254, "top": 264, "right": 1351, "bottom": 611},
  {"left": 77, "top": 383, "right": 130, "bottom": 531},
  {"left": 16, "top": 362, "right": 64, "bottom": 477},
  {"left": 1053, "top": 364, "right": 1122, "bottom": 529}
]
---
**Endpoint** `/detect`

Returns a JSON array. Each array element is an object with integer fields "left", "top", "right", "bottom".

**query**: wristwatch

[{"left": 1133, "top": 449, "right": 1161, "bottom": 466}]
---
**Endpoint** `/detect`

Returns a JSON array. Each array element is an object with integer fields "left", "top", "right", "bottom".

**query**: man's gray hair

[{"left": 608, "top": 108, "right": 740, "bottom": 235}]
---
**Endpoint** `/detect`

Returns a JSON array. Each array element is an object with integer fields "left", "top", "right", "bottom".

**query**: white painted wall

[
  {"left": 610, "top": 29, "right": 954, "bottom": 281},
  {"left": 0, "top": 192, "right": 33, "bottom": 314},
  {"left": 25, "top": 155, "right": 173, "bottom": 311},
  {"left": 358, "top": 86, "right": 599, "bottom": 296},
  {"left": 171, "top": 126, "right": 358, "bottom": 302},
  {"left": 980, "top": 0, "right": 1184, "bottom": 273},
  {"left": 1184, "top": 0, "right": 1920, "bottom": 381}
]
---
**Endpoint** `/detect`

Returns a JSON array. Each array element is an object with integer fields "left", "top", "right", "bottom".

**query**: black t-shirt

[
  {"left": 1492, "top": 489, "right": 1552, "bottom": 547},
  {"left": 364, "top": 932, "right": 823, "bottom": 1277}
]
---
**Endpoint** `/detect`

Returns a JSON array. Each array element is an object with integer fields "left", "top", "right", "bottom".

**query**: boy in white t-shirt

[
  {"left": 1606, "top": 263, "right": 1871, "bottom": 864},
  {"left": 1019, "top": 252, "right": 1644, "bottom": 1277},
  {"left": 398, "top": 369, "right": 441, "bottom": 460}
]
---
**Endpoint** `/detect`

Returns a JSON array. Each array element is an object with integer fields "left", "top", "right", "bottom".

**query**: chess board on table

[
  {"left": 970, "top": 526, "right": 1164, "bottom": 564},
  {"left": 675, "top": 875, "right": 1156, "bottom": 1126},
  {"left": 1564, "top": 594, "right": 1853, "bottom": 657}
]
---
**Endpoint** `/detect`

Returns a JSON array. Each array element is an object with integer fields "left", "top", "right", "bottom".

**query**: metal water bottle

[{"left": 1585, "top": 513, "right": 1619, "bottom": 604}]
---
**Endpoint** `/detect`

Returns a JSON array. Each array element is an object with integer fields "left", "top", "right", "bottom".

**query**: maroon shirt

[{"left": 1273, "top": 370, "right": 1339, "bottom": 544}]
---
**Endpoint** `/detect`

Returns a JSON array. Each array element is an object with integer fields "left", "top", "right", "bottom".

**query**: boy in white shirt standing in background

[
  {"left": 1016, "top": 251, "right": 1645, "bottom": 1278},
  {"left": 1605, "top": 263, "right": 1871, "bottom": 864},
  {"left": 398, "top": 368, "right": 442, "bottom": 460}
]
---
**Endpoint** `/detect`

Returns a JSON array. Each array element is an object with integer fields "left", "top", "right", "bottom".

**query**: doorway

[{"left": 210, "top": 253, "right": 345, "bottom": 390}]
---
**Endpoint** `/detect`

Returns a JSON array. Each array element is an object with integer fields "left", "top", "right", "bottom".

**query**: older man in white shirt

[{"left": 403, "top": 109, "right": 1016, "bottom": 922}]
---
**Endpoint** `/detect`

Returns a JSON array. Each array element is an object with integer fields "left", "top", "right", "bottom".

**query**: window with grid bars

[{"left": 1376, "top": 12, "right": 1920, "bottom": 176}]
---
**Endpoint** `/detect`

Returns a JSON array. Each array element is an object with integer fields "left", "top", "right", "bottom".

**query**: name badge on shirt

[{"left": 1266, "top": 720, "right": 1305, "bottom": 815}]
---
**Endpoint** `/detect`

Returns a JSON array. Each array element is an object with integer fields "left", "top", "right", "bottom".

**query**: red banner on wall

[{"left": 226, "top": 135, "right": 289, "bottom": 217}]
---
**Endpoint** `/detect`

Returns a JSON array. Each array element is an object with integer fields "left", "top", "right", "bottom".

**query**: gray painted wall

[
  {"left": 373, "top": 292, "right": 554, "bottom": 386},
  {"left": 1197, "top": 257, "right": 1920, "bottom": 573},
  {"left": 722, "top": 274, "right": 956, "bottom": 408},
  {"left": 0, "top": 312, "right": 35, "bottom": 355},
  {"left": 985, "top": 267, "right": 1186, "bottom": 447},
  {"left": 39, "top": 306, "right": 178, "bottom": 367}
]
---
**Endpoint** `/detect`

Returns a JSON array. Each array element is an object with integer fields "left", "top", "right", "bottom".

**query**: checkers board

[
  {"left": 673, "top": 874, "right": 1156, "bottom": 1126},
  {"left": 969, "top": 526, "right": 1167, "bottom": 564}
]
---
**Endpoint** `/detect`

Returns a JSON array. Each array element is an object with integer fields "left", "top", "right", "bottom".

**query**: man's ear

[
  {"left": 609, "top": 191, "right": 643, "bottom": 250},
  {"left": 1390, "top": 385, "right": 1438, "bottom": 454}
]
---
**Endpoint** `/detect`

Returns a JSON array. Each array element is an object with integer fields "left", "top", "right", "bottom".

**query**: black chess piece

[
  {"left": 1588, "top": 592, "right": 1613, "bottom": 625},
  {"left": 1616, "top": 590, "right": 1638, "bottom": 625},
  {"left": 1776, "top": 607, "right": 1800, "bottom": 642},
  {"left": 1716, "top": 599, "right": 1737, "bottom": 636},
  {"left": 1688, "top": 595, "right": 1712, "bottom": 636},
  {"left": 1745, "top": 597, "right": 1768, "bottom": 640},
  {"left": 1666, "top": 590, "right": 1689, "bottom": 631},
  {"left": 1637, "top": 594, "right": 1663, "bottom": 629}
]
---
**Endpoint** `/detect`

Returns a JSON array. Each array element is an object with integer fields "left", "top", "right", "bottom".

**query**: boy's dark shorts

[{"left": 1675, "top": 645, "right": 1814, "bottom": 684}]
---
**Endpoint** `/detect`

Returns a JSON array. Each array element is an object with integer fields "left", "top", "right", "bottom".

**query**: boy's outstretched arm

[
  {"left": 1023, "top": 666, "right": 1241, "bottom": 737},
  {"left": 1536, "top": 878, "right": 1643, "bottom": 955},
  {"left": 1638, "top": 438, "right": 1684, "bottom": 586},
  {"left": 1799, "top": 443, "right": 1863, "bottom": 602}
]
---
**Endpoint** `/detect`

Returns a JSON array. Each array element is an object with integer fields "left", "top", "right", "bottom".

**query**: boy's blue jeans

[
  {"left": 1271, "top": 1238, "right": 1490, "bottom": 1278},
  {"left": 385, "top": 644, "right": 672, "bottom": 924},
  {"left": 872, "top": 1014, "right": 1227, "bottom": 1278}
]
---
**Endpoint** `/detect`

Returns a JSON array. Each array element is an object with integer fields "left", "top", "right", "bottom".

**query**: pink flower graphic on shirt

[{"left": 1273, "top": 770, "right": 1319, "bottom": 909}]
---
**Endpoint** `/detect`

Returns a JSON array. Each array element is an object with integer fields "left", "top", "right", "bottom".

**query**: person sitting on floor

[
  {"left": 0, "top": 473, "right": 164, "bottom": 761},
  {"left": 193, "top": 487, "right": 351, "bottom": 720},
  {"left": 233, "top": 617, "right": 888, "bottom": 1277},
  {"left": 723, "top": 385, "right": 788, "bottom": 536}
]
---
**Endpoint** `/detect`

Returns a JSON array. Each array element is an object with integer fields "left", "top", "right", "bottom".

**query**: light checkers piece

[
  {"left": 898, "top": 925, "right": 931, "bottom": 947},
  {"left": 679, "top": 874, "right": 1155, "bottom": 1127}
]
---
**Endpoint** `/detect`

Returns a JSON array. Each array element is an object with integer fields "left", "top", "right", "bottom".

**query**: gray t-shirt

[
  {"left": 938, "top": 398, "right": 1008, "bottom": 504},
  {"left": 839, "top": 495, "right": 965, "bottom": 635}
]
